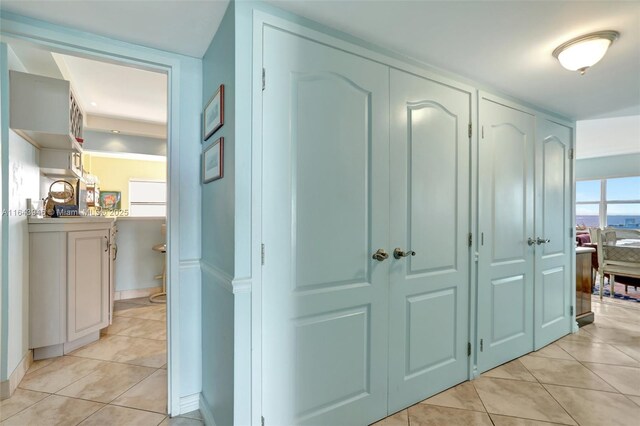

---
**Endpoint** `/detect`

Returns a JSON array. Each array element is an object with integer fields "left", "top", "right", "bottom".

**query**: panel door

[
  {"left": 68, "top": 229, "right": 110, "bottom": 341},
  {"left": 388, "top": 70, "right": 471, "bottom": 411},
  {"left": 477, "top": 97, "right": 535, "bottom": 373},
  {"left": 262, "top": 27, "right": 390, "bottom": 425},
  {"left": 534, "top": 119, "right": 573, "bottom": 348}
]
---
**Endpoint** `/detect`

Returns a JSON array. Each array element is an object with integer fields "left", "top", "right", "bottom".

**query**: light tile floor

[
  {"left": 373, "top": 296, "right": 640, "bottom": 426},
  {"left": 1, "top": 298, "right": 202, "bottom": 426},
  {"left": 4, "top": 296, "right": 639, "bottom": 425}
]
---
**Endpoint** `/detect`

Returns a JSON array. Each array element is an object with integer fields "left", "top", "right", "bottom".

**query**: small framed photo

[
  {"left": 99, "top": 191, "right": 121, "bottom": 210},
  {"left": 203, "top": 84, "right": 224, "bottom": 141},
  {"left": 203, "top": 137, "right": 224, "bottom": 183}
]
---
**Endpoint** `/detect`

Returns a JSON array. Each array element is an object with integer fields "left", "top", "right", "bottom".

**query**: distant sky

[{"left": 576, "top": 176, "right": 640, "bottom": 216}]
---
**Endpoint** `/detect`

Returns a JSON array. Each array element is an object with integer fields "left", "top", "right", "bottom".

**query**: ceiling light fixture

[
  {"left": 90, "top": 101, "right": 98, "bottom": 107},
  {"left": 552, "top": 30, "right": 619, "bottom": 75},
  {"left": 111, "top": 130, "right": 120, "bottom": 134}
]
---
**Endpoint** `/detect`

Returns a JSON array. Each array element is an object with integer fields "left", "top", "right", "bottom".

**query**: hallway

[
  {"left": 1, "top": 298, "right": 200, "bottom": 425},
  {"left": 374, "top": 297, "right": 640, "bottom": 426}
]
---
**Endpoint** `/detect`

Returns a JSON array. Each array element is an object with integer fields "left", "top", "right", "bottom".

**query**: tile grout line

[
  {"left": 539, "top": 382, "right": 586, "bottom": 426},
  {"left": 1, "top": 391, "right": 54, "bottom": 423}
]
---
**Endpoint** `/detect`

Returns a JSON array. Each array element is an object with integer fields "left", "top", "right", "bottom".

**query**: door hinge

[
  {"left": 261, "top": 243, "right": 265, "bottom": 265},
  {"left": 570, "top": 305, "right": 574, "bottom": 316},
  {"left": 480, "top": 338, "right": 484, "bottom": 352},
  {"left": 262, "top": 68, "right": 266, "bottom": 91},
  {"left": 481, "top": 125, "right": 484, "bottom": 139},
  {"left": 261, "top": 416, "right": 265, "bottom": 426},
  {"left": 569, "top": 227, "right": 574, "bottom": 238},
  {"left": 468, "top": 123, "right": 472, "bottom": 138},
  {"left": 467, "top": 342, "right": 471, "bottom": 356},
  {"left": 468, "top": 233, "right": 473, "bottom": 247},
  {"left": 568, "top": 148, "right": 574, "bottom": 160},
  {"left": 481, "top": 232, "right": 484, "bottom": 246}
]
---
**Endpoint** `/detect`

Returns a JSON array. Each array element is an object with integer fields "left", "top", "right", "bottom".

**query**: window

[
  {"left": 606, "top": 176, "right": 640, "bottom": 229},
  {"left": 129, "top": 179, "right": 166, "bottom": 217},
  {"left": 576, "top": 176, "right": 640, "bottom": 229}
]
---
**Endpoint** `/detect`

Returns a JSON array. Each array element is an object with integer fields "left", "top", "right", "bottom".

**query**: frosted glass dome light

[{"left": 553, "top": 31, "right": 619, "bottom": 75}]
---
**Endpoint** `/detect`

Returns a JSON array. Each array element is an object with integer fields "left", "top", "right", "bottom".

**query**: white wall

[
  {"left": 7, "top": 130, "right": 39, "bottom": 376},
  {"left": 575, "top": 115, "right": 640, "bottom": 180},
  {"left": 576, "top": 115, "right": 640, "bottom": 159}
]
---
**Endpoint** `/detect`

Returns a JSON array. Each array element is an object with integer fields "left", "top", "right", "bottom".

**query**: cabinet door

[
  {"left": 534, "top": 119, "right": 573, "bottom": 348},
  {"left": 477, "top": 96, "right": 535, "bottom": 373},
  {"left": 262, "top": 26, "right": 390, "bottom": 425},
  {"left": 68, "top": 229, "right": 110, "bottom": 341},
  {"left": 388, "top": 69, "right": 471, "bottom": 411}
]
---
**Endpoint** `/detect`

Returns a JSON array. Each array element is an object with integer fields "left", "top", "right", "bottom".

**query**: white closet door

[
  {"left": 262, "top": 27, "right": 390, "bottom": 425},
  {"left": 534, "top": 119, "right": 573, "bottom": 348},
  {"left": 477, "top": 96, "right": 535, "bottom": 373},
  {"left": 387, "top": 69, "right": 471, "bottom": 411}
]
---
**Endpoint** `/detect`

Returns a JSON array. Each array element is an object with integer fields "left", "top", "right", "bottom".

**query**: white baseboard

[
  {"left": 115, "top": 286, "right": 163, "bottom": 301},
  {"left": 0, "top": 350, "right": 33, "bottom": 400},
  {"left": 179, "top": 392, "right": 200, "bottom": 415},
  {"left": 199, "top": 393, "right": 217, "bottom": 426}
]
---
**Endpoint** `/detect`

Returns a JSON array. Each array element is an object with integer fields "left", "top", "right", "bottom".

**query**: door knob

[
  {"left": 527, "top": 237, "right": 536, "bottom": 246},
  {"left": 393, "top": 248, "right": 416, "bottom": 259},
  {"left": 536, "top": 237, "right": 550, "bottom": 245},
  {"left": 372, "top": 249, "right": 389, "bottom": 261}
]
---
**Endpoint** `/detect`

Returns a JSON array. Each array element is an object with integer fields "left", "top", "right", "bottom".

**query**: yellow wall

[{"left": 84, "top": 154, "right": 166, "bottom": 211}]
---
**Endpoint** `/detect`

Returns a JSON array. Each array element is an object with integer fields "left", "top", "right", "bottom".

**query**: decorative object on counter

[
  {"left": 86, "top": 184, "right": 97, "bottom": 207},
  {"left": 99, "top": 191, "right": 121, "bottom": 210},
  {"left": 44, "top": 180, "right": 75, "bottom": 217},
  {"left": 203, "top": 137, "right": 224, "bottom": 183},
  {"left": 203, "top": 84, "right": 224, "bottom": 140}
]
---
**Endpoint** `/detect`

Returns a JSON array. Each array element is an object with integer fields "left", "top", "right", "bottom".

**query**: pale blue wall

[
  {"left": 200, "top": 3, "right": 235, "bottom": 425},
  {"left": 576, "top": 153, "right": 640, "bottom": 180},
  {"left": 0, "top": 42, "right": 8, "bottom": 381},
  {"left": 83, "top": 130, "right": 166, "bottom": 156},
  {"left": 114, "top": 218, "right": 165, "bottom": 292}
]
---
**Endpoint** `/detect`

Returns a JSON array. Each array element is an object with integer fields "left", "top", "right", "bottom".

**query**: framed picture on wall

[
  {"left": 203, "top": 137, "right": 224, "bottom": 183},
  {"left": 203, "top": 84, "right": 224, "bottom": 141},
  {"left": 99, "top": 191, "right": 121, "bottom": 210}
]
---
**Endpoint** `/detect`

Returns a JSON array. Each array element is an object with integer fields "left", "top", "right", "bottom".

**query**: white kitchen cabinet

[
  {"left": 39, "top": 148, "right": 83, "bottom": 178},
  {"left": 29, "top": 218, "right": 116, "bottom": 359},
  {"left": 67, "top": 229, "right": 110, "bottom": 342},
  {"left": 9, "top": 70, "right": 84, "bottom": 152}
]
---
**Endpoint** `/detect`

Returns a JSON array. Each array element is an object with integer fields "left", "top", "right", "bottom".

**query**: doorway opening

[{"left": 1, "top": 37, "right": 174, "bottom": 421}]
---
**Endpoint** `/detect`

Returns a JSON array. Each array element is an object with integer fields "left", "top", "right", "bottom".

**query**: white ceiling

[
  {"left": 576, "top": 115, "right": 640, "bottom": 159},
  {"left": 0, "top": 0, "right": 229, "bottom": 58},
  {"left": 52, "top": 53, "right": 168, "bottom": 124},
  {"left": 265, "top": 0, "right": 640, "bottom": 120},
  {"left": 2, "top": 0, "right": 639, "bottom": 120}
]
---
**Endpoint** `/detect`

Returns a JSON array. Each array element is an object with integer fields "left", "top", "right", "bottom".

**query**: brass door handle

[
  {"left": 372, "top": 249, "right": 389, "bottom": 261},
  {"left": 393, "top": 248, "right": 416, "bottom": 259}
]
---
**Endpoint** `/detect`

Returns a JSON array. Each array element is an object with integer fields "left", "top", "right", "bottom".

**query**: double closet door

[
  {"left": 477, "top": 95, "right": 573, "bottom": 373},
  {"left": 261, "top": 27, "right": 471, "bottom": 425}
]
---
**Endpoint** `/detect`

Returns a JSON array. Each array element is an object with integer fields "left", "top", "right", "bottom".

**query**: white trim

[
  {"left": 232, "top": 278, "right": 251, "bottom": 294},
  {"left": 179, "top": 392, "right": 200, "bottom": 415},
  {"left": 180, "top": 259, "right": 201, "bottom": 270},
  {"left": 0, "top": 350, "right": 32, "bottom": 399},
  {"left": 199, "top": 394, "right": 217, "bottom": 426},
  {"left": 115, "top": 286, "right": 163, "bottom": 301},
  {"left": 200, "top": 260, "right": 233, "bottom": 293}
]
